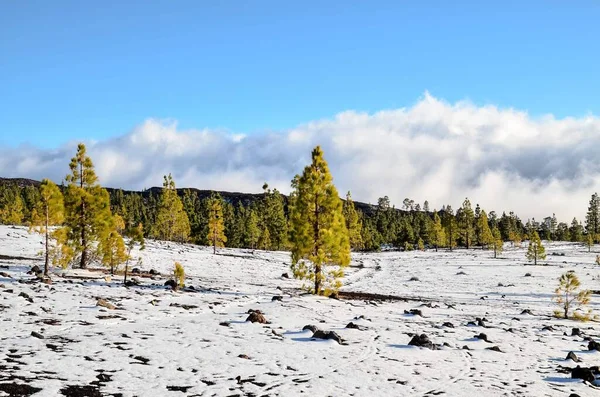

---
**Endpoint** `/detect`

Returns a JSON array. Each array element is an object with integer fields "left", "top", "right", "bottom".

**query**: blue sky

[{"left": 2, "top": 1, "right": 599, "bottom": 148}]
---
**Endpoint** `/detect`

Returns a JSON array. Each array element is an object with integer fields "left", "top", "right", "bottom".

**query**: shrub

[
  {"left": 174, "top": 262, "right": 185, "bottom": 288},
  {"left": 553, "top": 271, "right": 591, "bottom": 319}
]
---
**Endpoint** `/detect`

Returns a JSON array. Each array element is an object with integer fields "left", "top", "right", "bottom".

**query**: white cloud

[{"left": 2, "top": 93, "right": 600, "bottom": 222}]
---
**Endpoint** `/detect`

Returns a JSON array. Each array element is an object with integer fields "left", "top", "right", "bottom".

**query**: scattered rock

[
  {"left": 28, "top": 265, "right": 41, "bottom": 275},
  {"left": 169, "top": 303, "right": 198, "bottom": 310},
  {"left": 166, "top": 386, "right": 192, "bottom": 392},
  {"left": 312, "top": 330, "right": 344, "bottom": 344},
  {"left": 31, "top": 331, "right": 44, "bottom": 339},
  {"left": 571, "top": 365, "right": 596, "bottom": 383},
  {"left": 149, "top": 269, "right": 157, "bottom": 275},
  {"left": 238, "top": 354, "right": 251, "bottom": 359},
  {"left": 486, "top": 346, "right": 503, "bottom": 352},
  {"left": 131, "top": 355, "right": 150, "bottom": 365},
  {"left": 572, "top": 328, "right": 581, "bottom": 337},
  {"left": 246, "top": 311, "right": 268, "bottom": 324},
  {"left": 442, "top": 322, "right": 454, "bottom": 328},
  {"left": 345, "top": 322, "right": 363, "bottom": 330},
  {"left": 19, "top": 291, "right": 34, "bottom": 303},
  {"left": 164, "top": 279, "right": 177, "bottom": 290},
  {"left": 521, "top": 309, "right": 533, "bottom": 315},
  {"left": 542, "top": 325, "right": 555, "bottom": 331},
  {"left": 566, "top": 351, "right": 580, "bottom": 362},
  {"left": 0, "top": 383, "right": 42, "bottom": 396},
  {"left": 281, "top": 272, "right": 289, "bottom": 279},
  {"left": 0, "top": 271, "right": 11, "bottom": 278},
  {"left": 404, "top": 309, "right": 423, "bottom": 316},
  {"left": 475, "top": 333, "right": 490, "bottom": 342},
  {"left": 96, "top": 299, "right": 116, "bottom": 310},
  {"left": 408, "top": 333, "right": 436, "bottom": 350},
  {"left": 409, "top": 276, "right": 420, "bottom": 281},
  {"left": 303, "top": 324, "right": 319, "bottom": 333},
  {"left": 524, "top": 272, "right": 532, "bottom": 277},
  {"left": 131, "top": 268, "right": 141, "bottom": 274},
  {"left": 219, "top": 322, "right": 230, "bottom": 327},
  {"left": 588, "top": 340, "right": 600, "bottom": 351},
  {"left": 271, "top": 295, "right": 283, "bottom": 302}
]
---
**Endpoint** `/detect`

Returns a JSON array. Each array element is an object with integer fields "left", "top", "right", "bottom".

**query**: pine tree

[
  {"left": 0, "top": 186, "right": 24, "bottom": 225},
  {"left": 258, "top": 225, "right": 271, "bottom": 250},
  {"left": 174, "top": 262, "right": 185, "bottom": 288},
  {"left": 245, "top": 208, "right": 260, "bottom": 250},
  {"left": 526, "top": 231, "right": 546, "bottom": 265},
  {"left": 207, "top": 195, "right": 227, "bottom": 254},
  {"left": 428, "top": 211, "right": 445, "bottom": 252},
  {"left": 64, "top": 143, "right": 113, "bottom": 268},
  {"left": 98, "top": 220, "right": 128, "bottom": 275},
  {"left": 474, "top": 203, "right": 482, "bottom": 247},
  {"left": 29, "top": 179, "right": 64, "bottom": 276},
  {"left": 343, "top": 192, "right": 363, "bottom": 250},
  {"left": 586, "top": 193, "right": 600, "bottom": 242},
  {"left": 289, "top": 146, "right": 351, "bottom": 296},
  {"left": 570, "top": 218, "right": 584, "bottom": 242},
  {"left": 261, "top": 185, "right": 288, "bottom": 250},
  {"left": 457, "top": 198, "right": 475, "bottom": 248},
  {"left": 586, "top": 233, "right": 594, "bottom": 253},
  {"left": 478, "top": 210, "right": 493, "bottom": 249},
  {"left": 491, "top": 227, "right": 503, "bottom": 258},
  {"left": 554, "top": 271, "right": 591, "bottom": 319},
  {"left": 154, "top": 174, "right": 190, "bottom": 242},
  {"left": 443, "top": 206, "right": 457, "bottom": 251},
  {"left": 123, "top": 223, "right": 145, "bottom": 284}
]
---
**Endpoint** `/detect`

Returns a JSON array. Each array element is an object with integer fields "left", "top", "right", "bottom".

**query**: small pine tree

[
  {"left": 289, "top": 146, "right": 350, "bottom": 295},
  {"left": 258, "top": 225, "right": 271, "bottom": 250},
  {"left": 154, "top": 174, "right": 191, "bottom": 242},
  {"left": 343, "top": 192, "right": 363, "bottom": 250},
  {"left": 428, "top": 211, "right": 445, "bottom": 252},
  {"left": 99, "top": 225, "right": 128, "bottom": 275},
  {"left": 554, "top": 271, "right": 591, "bottom": 319},
  {"left": 124, "top": 223, "right": 145, "bottom": 284},
  {"left": 526, "top": 231, "right": 546, "bottom": 265},
  {"left": 207, "top": 196, "right": 227, "bottom": 254},
  {"left": 491, "top": 227, "right": 503, "bottom": 258},
  {"left": 174, "top": 262, "right": 185, "bottom": 288},
  {"left": 417, "top": 238, "right": 424, "bottom": 251},
  {"left": 478, "top": 210, "right": 493, "bottom": 249},
  {"left": 29, "top": 179, "right": 64, "bottom": 276},
  {"left": 586, "top": 233, "right": 594, "bottom": 253}
]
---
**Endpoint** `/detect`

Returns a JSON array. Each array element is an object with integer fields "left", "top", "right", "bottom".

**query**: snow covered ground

[{"left": 1, "top": 225, "right": 600, "bottom": 396}]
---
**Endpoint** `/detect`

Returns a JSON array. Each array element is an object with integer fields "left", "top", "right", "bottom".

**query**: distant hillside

[{"left": 0, "top": 177, "right": 380, "bottom": 215}]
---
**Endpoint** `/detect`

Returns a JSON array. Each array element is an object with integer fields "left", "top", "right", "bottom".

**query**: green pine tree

[
  {"left": 98, "top": 219, "right": 128, "bottom": 275},
  {"left": 343, "top": 191, "right": 363, "bottom": 250},
  {"left": 526, "top": 231, "right": 546, "bottom": 265},
  {"left": 245, "top": 208, "right": 260, "bottom": 249},
  {"left": 428, "top": 211, "right": 445, "bottom": 252},
  {"left": 478, "top": 210, "right": 493, "bottom": 249},
  {"left": 207, "top": 195, "right": 227, "bottom": 254},
  {"left": 491, "top": 227, "right": 503, "bottom": 258},
  {"left": 0, "top": 187, "right": 24, "bottom": 225},
  {"left": 443, "top": 205, "right": 458, "bottom": 251},
  {"left": 64, "top": 143, "right": 113, "bottom": 268},
  {"left": 29, "top": 179, "right": 64, "bottom": 276},
  {"left": 289, "top": 146, "right": 350, "bottom": 296},
  {"left": 457, "top": 198, "right": 475, "bottom": 248},
  {"left": 154, "top": 174, "right": 191, "bottom": 242}
]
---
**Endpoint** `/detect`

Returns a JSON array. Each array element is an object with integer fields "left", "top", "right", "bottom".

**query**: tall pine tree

[
  {"left": 207, "top": 195, "right": 227, "bottom": 254},
  {"left": 29, "top": 179, "right": 64, "bottom": 276},
  {"left": 289, "top": 146, "right": 350, "bottom": 295},
  {"left": 154, "top": 174, "right": 191, "bottom": 242},
  {"left": 586, "top": 193, "right": 600, "bottom": 242},
  {"left": 64, "top": 143, "right": 113, "bottom": 268}
]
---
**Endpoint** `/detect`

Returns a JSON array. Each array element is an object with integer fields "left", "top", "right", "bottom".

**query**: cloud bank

[{"left": 2, "top": 93, "right": 600, "bottom": 222}]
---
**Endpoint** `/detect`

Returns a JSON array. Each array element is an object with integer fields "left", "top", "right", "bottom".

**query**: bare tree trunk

[{"left": 44, "top": 207, "right": 49, "bottom": 276}]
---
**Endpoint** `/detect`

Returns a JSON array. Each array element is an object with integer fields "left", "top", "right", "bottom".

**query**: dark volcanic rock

[
  {"left": 404, "top": 309, "right": 423, "bottom": 316},
  {"left": 588, "top": 340, "right": 600, "bottom": 351},
  {"left": 31, "top": 331, "right": 44, "bottom": 339},
  {"left": 281, "top": 272, "right": 290, "bottom": 279},
  {"left": 303, "top": 324, "right": 319, "bottom": 333},
  {"left": 0, "top": 383, "right": 42, "bottom": 396},
  {"left": 475, "top": 333, "right": 489, "bottom": 342},
  {"left": 566, "top": 351, "right": 580, "bottom": 362},
  {"left": 246, "top": 311, "right": 268, "bottom": 324},
  {"left": 571, "top": 365, "right": 596, "bottom": 383},
  {"left": 485, "top": 346, "right": 503, "bottom": 352},
  {"left": 28, "top": 265, "right": 41, "bottom": 275},
  {"left": 442, "top": 322, "right": 455, "bottom": 328},
  {"left": 271, "top": 295, "right": 283, "bottom": 302},
  {"left": 408, "top": 333, "right": 436, "bottom": 350},
  {"left": 164, "top": 279, "right": 177, "bottom": 290},
  {"left": 312, "top": 330, "right": 343, "bottom": 345},
  {"left": 572, "top": 328, "right": 581, "bottom": 337}
]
